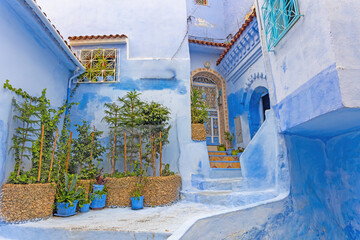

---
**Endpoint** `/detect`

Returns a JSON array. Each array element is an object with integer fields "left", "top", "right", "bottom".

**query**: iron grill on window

[
  {"left": 261, "top": 0, "right": 300, "bottom": 51},
  {"left": 77, "top": 49, "right": 117, "bottom": 83},
  {"left": 195, "top": 0, "right": 208, "bottom": 6}
]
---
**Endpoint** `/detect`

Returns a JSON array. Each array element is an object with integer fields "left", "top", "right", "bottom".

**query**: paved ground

[{"left": 0, "top": 202, "right": 229, "bottom": 239}]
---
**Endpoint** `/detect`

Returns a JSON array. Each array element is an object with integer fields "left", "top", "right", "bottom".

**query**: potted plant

[
  {"left": 224, "top": 131, "right": 235, "bottom": 154},
  {"left": 90, "top": 170, "right": 107, "bottom": 209},
  {"left": 78, "top": 187, "right": 94, "bottom": 213},
  {"left": 191, "top": 88, "right": 208, "bottom": 141},
  {"left": 217, "top": 144, "right": 226, "bottom": 151},
  {"left": 131, "top": 178, "right": 145, "bottom": 210},
  {"left": 55, "top": 173, "right": 84, "bottom": 217},
  {"left": 236, "top": 147, "right": 245, "bottom": 156}
]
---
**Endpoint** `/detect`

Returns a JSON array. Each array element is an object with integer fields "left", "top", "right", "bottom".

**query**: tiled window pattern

[
  {"left": 77, "top": 49, "right": 117, "bottom": 82},
  {"left": 262, "top": 0, "right": 300, "bottom": 51}
]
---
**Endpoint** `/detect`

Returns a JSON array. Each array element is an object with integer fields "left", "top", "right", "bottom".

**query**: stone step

[
  {"left": 209, "top": 155, "right": 238, "bottom": 161},
  {"left": 181, "top": 189, "right": 278, "bottom": 207},
  {"left": 208, "top": 151, "right": 227, "bottom": 156},
  {"left": 192, "top": 177, "right": 243, "bottom": 191},
  {"left": 209, "top": 161, "right": 241, "bottom": 169},
  {"left": 209, "top": 168, "right": 242, "bottom": 179}
]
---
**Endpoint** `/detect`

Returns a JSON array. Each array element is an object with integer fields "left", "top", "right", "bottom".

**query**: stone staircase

[
  {"left": 208, "top": 151, "right": 242, "bottom": 179},
  {"left": 182, "top": 150, "right": 250, "bottom": 207}
]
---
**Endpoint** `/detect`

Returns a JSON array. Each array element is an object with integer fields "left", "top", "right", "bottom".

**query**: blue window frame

[{"left": 262, "top": 0, "right": 301, "bottom": 51}]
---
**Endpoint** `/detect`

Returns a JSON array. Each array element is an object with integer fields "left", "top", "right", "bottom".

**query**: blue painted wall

[
  {"left": 218, "top": 18, "right": 266, "bottom": 148},
  {"left": 240, "top": 130, "right": 360, "bottom": 239},
  {"left": 0, "top": 1, "right": 78, "bottom": 184}
]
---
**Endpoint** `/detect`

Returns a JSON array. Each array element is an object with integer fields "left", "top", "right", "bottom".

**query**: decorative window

[
  {"left": 77, "top": 48, "right": 117, "bottom": 83},
  {"left": 195, "top": 0, "right": 208, "bottom": 6},
  {"left": 262, "top": 0, "right": 301, "bottom": 51}
]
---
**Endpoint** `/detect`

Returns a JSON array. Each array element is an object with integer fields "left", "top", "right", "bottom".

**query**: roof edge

[
  {"left": 24, "top": 0, "right": 85, "bottom": 71},
  {"left": 216, "top": 6, "right": 257, "bottom": 65}
]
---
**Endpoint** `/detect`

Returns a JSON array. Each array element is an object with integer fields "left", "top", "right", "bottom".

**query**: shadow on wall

[
  {"left": 240, "top": 109, "right": 289, "bottom": 192},
  {"left": 237, "top": 118, "right": 360, "bottom": 239}
]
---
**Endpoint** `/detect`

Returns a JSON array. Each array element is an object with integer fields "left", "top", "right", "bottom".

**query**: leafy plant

[
  {"left": 237, "top": 147, "right": 245, "bottom": 153},
  {"left": 191, "top": 88, "right": 208, "bottom": 124},
  {"left": 79, "top": 185, "right": 95, "bottom": 208},
  {"left": 70, "top": 120, "right": 105, "bottom": 179},
  {"left": 140, "top": 101, "right": 171, "bottom": 176},
  {"left": 95, "top": 169, "right": 107, "bottom": 185},
  {"left": 161, "top": 163, "right": 175, "bottom": 176},
  {"left": 56, "top": 173, "right": 84, "bottom": 206},
  {"left": 131, "top": 178, "right": 145, "bottom": 200},
  {"left": 93, "top": 186, "right": 107, "bottom": 195},
  {"left": 217, "top": 144, "right": 226, "bottom": 151},
  {"left": 102, "top": 102, "right": 122, "bottom": 175},
  {"left": 224, "top": 131, "right": 235, "bottom": 148},
  {"left": 118, "top": 90, "right": 144, "bottom": 171},
  {"left": 7, "top": 171, "right": 37, "bottom": 184}
]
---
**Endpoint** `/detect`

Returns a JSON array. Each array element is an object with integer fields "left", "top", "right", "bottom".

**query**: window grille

[
  {"left": 195, "top": 0, "right": 208, "bottom": 6},
  {"left": 261, "top": 0, "right": 300, "bottom": 51},
  {"left": 77, "top": 49, "right": 117, "bottom": 83}
]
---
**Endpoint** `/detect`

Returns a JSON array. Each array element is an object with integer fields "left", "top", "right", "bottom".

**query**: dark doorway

[{"left": 262, "top": 93, "right": 270, "bottom": 121}]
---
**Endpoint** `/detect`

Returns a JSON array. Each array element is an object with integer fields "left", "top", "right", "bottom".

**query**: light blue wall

[
  {"left": 186, "top": 0, "right": 226, "bottom": 41},
  {"left": 223, "top": 0, "right": 254, "bottom": 37},
  {"left": 189, "top": 44, "right": 223, "bottom": 72},
  {"left": 0, "top": 1, "right": 77, "bottom": 184},
  {"left": 256, "top": 0, "right": 360, "bottom": 131},
  {"left": 36, "top": 0, "right": 189, "bottom": 59}
]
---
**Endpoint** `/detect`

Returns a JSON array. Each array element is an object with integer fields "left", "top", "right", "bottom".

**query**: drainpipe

[{"left": 65, "top": 67, "right": 83, "bottom": 120}]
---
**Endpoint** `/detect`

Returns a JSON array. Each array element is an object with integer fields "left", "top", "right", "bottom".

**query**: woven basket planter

[
  {"left": 105, "top": 175, "right": 181, "bottom": 207},
  {"left": 143, "top": 175, "right": 181, "bottom": 206},
  {"left": 191, "top": 123, "right": 207, "bottom": 141},
  {"left": 0, "top": 183, "right": 56, "bottom": 223},
  {"left": 105, "top": 177, "right": 138, "bottom": 207}
]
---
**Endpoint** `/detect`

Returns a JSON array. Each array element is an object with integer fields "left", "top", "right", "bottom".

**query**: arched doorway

[
  {"left": 191, "top": 68, "right": 230, "bottom": 148},
  {"left": 248, "top": 86, "right": 270, "bottom": 138}
]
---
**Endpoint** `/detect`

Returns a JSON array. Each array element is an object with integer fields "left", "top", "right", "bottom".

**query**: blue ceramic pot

[
  {"left": 93, "top": 184, "right": 104, "bottom": 192},
  {"left": 80, "top": 203, "right": 90, "bottom": 213},
  {"left": 90, "top": 194, "right": 107, "bottom": 209},
  {"left": 56, "top": 200, "right": 78, "bottom": 216},
  {"left": 131, "top": 196, "right": 144, "bottom": 210}
]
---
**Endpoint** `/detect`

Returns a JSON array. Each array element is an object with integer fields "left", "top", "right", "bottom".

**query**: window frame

[
  {"left": 261, "top": 0, "right": 301, "bottom": 51},
  {"left": 76, "top": 48, "right": 118, "bottom": 83}
]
